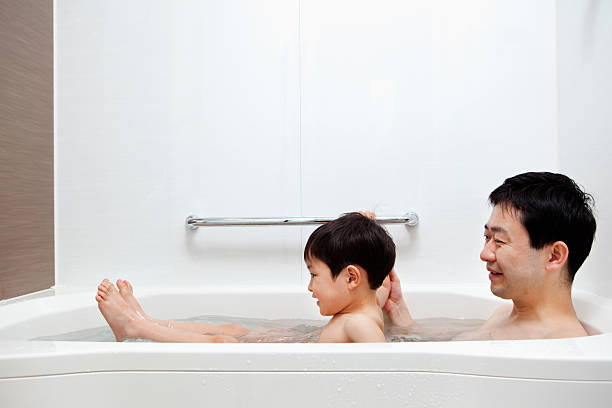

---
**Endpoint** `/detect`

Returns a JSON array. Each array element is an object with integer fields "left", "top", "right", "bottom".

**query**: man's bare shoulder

[
  {"left": 482, "top": 304, "right": 513, "bottom": 327},
  {"left": 477, "top": 304, "right": 588, "bottom": 340},
  {"left": 452, "top": 304, "right": 511, "bottom": 341},
  {"left": 544, "top": 321, "right": 588, "bottom": 339}
]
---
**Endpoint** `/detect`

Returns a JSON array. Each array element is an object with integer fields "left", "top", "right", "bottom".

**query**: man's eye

[{"left": 494, "top": 239, "right": 504, "bottom": 245}]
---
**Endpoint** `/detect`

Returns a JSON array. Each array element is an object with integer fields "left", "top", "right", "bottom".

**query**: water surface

[{"left": 33, "top": 315, "right": 485, "bottom": 343}]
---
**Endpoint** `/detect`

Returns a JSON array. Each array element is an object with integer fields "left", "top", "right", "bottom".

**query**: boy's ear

[{"left": 345, "top": 265, "right": 361, "bottom": 290}]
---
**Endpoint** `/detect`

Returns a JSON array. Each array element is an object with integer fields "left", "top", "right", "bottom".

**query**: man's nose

[{"left": 480, "top": 241, "right": 496, "bottom": 262}]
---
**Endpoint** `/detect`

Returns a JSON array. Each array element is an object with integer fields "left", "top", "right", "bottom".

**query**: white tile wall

[
  {"left": 55, "top": 0, "right": 612, "bottom": 294},
  {"left": 558, "top": 0, "right": 612, "bottom": 297},
  {"left": 56, "top": 0, "right": 302, "bottom": 288},
  {"left": 300, "top": 0, "right": 557, "bottom": 286}
]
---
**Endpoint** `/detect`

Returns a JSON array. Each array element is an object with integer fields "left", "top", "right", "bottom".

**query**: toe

[
  {"left": 106, "top": 282, "right": 119, "bottom": 294},
  {"left": 117, "top": 279, "right": 130, "bottom": 294}
]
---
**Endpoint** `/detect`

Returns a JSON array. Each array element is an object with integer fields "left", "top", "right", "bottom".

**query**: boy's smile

[{"left": 306, "top": 256, "right": 351, "bottom": 316}]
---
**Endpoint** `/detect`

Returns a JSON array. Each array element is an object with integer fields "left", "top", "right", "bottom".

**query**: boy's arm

[{"left": 344, "top": 315, "right": 386, "bottom": 343}]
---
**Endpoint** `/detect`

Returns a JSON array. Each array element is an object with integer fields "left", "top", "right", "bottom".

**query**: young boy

[
  {"left": 304, "top": 212, "right": 396, "bottom": 342},
  {"left": 96, "top": 212, "right": 395, "bottom": 343}
]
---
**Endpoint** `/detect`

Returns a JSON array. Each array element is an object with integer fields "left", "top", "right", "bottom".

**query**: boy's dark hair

[
  {"left": 489, "top": 172, "right": 596, "bottom": 283},
  {"left": 304, "top": 212, "right": 396, "bottom": 289}
]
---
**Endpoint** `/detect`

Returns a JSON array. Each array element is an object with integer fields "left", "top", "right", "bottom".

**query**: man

[{"left": 379, "top": 172, "right": 597, "bottom": 340}]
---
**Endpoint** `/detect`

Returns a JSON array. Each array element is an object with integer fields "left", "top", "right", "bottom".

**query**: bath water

[{"left": 33, "top": 315, "right": 485, "bottom": 343}]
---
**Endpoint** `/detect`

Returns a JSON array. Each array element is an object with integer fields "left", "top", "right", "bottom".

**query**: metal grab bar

[{"left": 185, "top": 212, "right": 418, "bottom": 229}]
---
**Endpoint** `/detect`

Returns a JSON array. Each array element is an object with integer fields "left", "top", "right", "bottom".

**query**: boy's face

[{"left": 306, "top": 256, "right": 351, "bottom": 316}]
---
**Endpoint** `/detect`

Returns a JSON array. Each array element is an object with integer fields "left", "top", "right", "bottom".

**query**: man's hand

[
  {"left": 359, "top": 211, "right": 376, "bottom": 220},
  {"left": 376, "top": 274, "right": 392, "bottom": 308},
  {"left": 378, "top": 269, "right": 414, "bottom": 330},
  {"left": 380, "top": 269, "right": 404, "bottom": 313},
  {"left": 361, "top": 210, "right": 414, "bottom": 329}
]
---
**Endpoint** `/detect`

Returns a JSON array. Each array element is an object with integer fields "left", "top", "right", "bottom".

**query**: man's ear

[
  {"left": 545, "top": 241, "right": 569, "bottom": 273},
  {"left": 346, "top": 265, "right": 362, "bottom": 290}
]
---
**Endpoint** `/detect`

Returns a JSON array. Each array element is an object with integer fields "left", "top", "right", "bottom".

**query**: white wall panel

[
  {"left": 300, "top": 0, "right": 557, "bottom": 286},
  {"left": 56, "top": 0, "right": 301, "bottom": 288},
  {"left": 558, "top": 0, "right": 612, "bottom": 297},
  {"left": 55, "top": 1, "right": 574, "bottom": 292}
]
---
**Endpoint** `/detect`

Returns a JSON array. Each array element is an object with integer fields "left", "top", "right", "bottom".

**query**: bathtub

[{"left": 1, "top": 285, "right": 611, "bottom": 408}]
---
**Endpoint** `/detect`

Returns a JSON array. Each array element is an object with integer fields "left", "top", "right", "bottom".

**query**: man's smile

[
  {"left": 487, "top": 265, "right": 503, "bottom": 281},
  {"left": 487, "top": 266, "right": 502, "bottom": 275}
]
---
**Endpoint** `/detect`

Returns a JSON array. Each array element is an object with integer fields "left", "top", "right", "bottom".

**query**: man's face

[
  {"left": 480, "top": 205, "right": 548, "bottom": 300},
  {"left": 306, "top": 256, "right": 350, "bottom": 316}
]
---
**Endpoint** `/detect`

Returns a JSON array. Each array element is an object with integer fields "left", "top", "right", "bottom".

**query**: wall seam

[
  {"left": 554, "top": 0, "right": 561, "bottom": 171},
  {"left": 298, "top": 0, "right": 304, "bottom": 286},
  {"left": 53, "top": 0, "right": 59, "bottom": 287}
]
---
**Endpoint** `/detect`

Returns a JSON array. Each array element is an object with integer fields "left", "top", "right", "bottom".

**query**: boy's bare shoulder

[{"left": 343, "top": 313, "right": 385, "bottom": 343}]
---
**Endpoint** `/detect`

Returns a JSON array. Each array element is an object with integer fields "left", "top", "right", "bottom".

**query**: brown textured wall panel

[{"left": 0, "top": 0, "right": 54, "bottom": 300}]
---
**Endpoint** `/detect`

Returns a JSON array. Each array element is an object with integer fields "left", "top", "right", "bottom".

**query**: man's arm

[
  {"left": 377, "top": 269, "right": 414, "bottom": 330},
  {"left": 360, "top": 211, "right": 415, "bottom": 331}
]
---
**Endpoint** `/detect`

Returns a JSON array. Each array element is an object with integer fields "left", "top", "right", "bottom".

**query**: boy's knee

[{"left": 222, "top": 324, "right": 249, "bottom": 337}]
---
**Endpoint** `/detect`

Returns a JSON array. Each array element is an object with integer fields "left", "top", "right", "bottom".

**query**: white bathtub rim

[
  {"left": 1, "top": 335, "right": 612, "bottom": 381},
  {"left": 1, "top": 286, "right": 612, "bottom": 381},
  {"left": 1, "top": 285, "right": 610, "bottom": 330}
]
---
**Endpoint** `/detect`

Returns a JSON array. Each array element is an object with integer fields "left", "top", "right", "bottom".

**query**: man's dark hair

[
  {"left": 489, "top": 172, "right": 596, "bottom": 282},
  {"left": 304, "top": 212, "right": 396, "bottom": 289}
]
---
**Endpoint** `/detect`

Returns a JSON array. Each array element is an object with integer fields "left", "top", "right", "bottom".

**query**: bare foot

[
  {"left": 96, "top": 279, "right": 139, "bottom": 341},
  {"left": 116, "top": 279, "right": 148, "bottom": 320}
]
